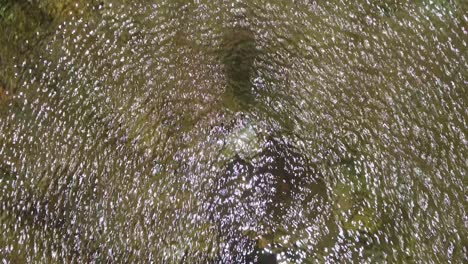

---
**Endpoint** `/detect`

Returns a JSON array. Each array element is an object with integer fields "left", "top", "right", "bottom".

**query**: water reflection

[
  {"left": 210, "top": 135, "right": 327, "bottom": 262},
  {"left": 0, "top": 0, "right": 466, "bottom": 263}
]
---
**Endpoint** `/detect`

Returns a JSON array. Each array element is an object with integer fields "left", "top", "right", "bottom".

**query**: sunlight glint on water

[{"left": 0, "top": 0, "right": 466, "bottom": 263}]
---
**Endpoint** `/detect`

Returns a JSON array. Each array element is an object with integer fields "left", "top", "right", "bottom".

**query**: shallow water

[{"left": 0, "top": 0, "right": 466, "bottom": 263}]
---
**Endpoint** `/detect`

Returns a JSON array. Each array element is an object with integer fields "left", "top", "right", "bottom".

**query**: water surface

[{"left": 0, "top": 0, "right": 466, "bottom": 263}]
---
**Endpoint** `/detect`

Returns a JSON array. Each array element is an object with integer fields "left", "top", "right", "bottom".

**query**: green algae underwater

[{"left": 0, "top": 0, "right": 466, "bottom": 263}]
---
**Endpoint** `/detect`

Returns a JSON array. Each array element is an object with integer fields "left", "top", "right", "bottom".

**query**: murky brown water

[{"left": 0, "top": 0, "right": 466, "bottom": 263}]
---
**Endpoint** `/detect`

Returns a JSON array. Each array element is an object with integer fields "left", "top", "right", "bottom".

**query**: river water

[{"left": 0, "top": 0, "right": 466, "bottom": 263}]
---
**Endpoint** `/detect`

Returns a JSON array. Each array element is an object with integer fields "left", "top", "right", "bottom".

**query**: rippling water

[{"left": 0, "top": 0, "right": 466, "bottom": 263}]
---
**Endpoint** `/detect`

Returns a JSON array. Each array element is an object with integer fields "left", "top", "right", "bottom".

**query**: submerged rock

[{"left": 220, "top": 25, "right": 258, "bottom": 111}]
